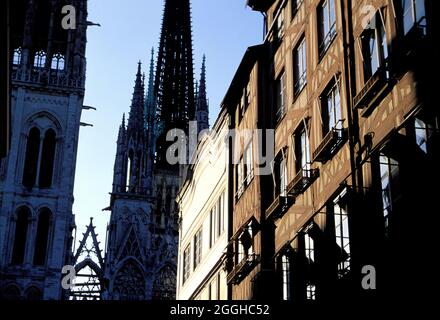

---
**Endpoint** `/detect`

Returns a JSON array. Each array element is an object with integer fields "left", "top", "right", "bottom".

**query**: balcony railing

[
  {"left": 313, "top": 126, "right": 346, "bottom": 163},
  {"left": 12, "top": 66, "right": 85, "bottom": 90},
  {"left": 353, "top": 62, "right": 390, "bottom": 117},
  {"left": 265, "top": 194, "right": 295, "bottom": 220},
  {"left": 287, "top": 165, "right": 319, "bottom": 197},
  {"left": 227, "top": 253, "right": 260, "bottom": 285}
]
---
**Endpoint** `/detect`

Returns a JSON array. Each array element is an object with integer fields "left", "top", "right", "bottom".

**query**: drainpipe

[{"left": 340, "top": 0, "right": 359, "bottom": 192}]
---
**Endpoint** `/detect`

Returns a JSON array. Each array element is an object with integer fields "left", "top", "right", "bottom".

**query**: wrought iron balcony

[
  {"left": 265, "top": 194, "right": 295, "bottom": 220},
  {"left": 286, "top": 165, "right": 319, "bottom": 197},
  {"left": 227, "top": 253, "right": 260, "bottom": 285},
  {"left": 353, "top": 63, "right": 390, "bottom": 117},
  {"left": 313, "top": 127, "right": 346, "bottom": 163}
]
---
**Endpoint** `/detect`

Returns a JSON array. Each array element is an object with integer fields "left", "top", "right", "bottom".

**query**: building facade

[
  {"left": 0, "top": 0, "right": 88, "bottom": 300},
  {"left": 222, "top": 44, "right": 274, "bottom": 300},
  {"left": 223, "top": 0, "right": 436, "bottom": 303},
  {"left": 176, "top": 108, "right": 229, "bottom": 300}
]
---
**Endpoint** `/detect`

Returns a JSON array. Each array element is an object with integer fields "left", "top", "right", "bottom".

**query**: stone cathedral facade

[
  {"left": 103, "top": 0, "right": 209, "bottom": 300},
  {"left": 0, "top": 0, "right": 88, "bottom": 300}
]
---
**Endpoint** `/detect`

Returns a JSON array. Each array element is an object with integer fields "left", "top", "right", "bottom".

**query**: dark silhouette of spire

[
  {"left": 145, "top": 48, "right": 156, "bottom": 129},
  {"left": 145, "top": 48, "right": 156, "bottom": 191},
  {"left": 196, "top": 55, "right": 209, "bottom": 133},
  {"left": 154, "top": 0, "right": 195, "bottom": 166},
  {"left": 127, "top": 61, "right": 145, "bottom": 132}
]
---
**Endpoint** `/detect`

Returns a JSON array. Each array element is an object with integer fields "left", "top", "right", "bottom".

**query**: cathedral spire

[
  {"left": 154, "top": 0, "right": 195, "bottom": 166},
  {"left": 196, "top": 55, "right": 209, "bottom": 133},
  {"left": 128, "top": 61, "right": 145, "bottom": 131},
  {"left": 145, "top": 48, "right": 156, "bottom": 121},
  {"left": 145, "top": 48, "right": 157, "bottom": 191}
]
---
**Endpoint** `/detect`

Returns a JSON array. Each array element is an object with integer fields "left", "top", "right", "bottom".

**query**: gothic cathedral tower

[
  {"left": 104, "top": 0, "right": 209, "bottom": 300},
  {"left": 0, "top": 0, "right": 88, "bottom": 299}
]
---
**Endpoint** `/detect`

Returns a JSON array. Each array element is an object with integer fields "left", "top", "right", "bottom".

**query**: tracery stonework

[{"left": 113, "top": 261, "right": 146, "bottom": 300}]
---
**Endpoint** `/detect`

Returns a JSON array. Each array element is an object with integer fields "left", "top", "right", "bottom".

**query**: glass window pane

[
  {"left": 415, "top": 118, "right": 428, "bottom": 153},
  {"left": 402, "top": 0, "right": 413, "bottom": 34},
  {"left": 369, "top": 33, "right": 379, "bottom": 74},
  {"left": 415, "top": 0, "right": 425, "bottom": 24}
]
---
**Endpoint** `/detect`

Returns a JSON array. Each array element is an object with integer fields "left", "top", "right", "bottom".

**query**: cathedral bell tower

[{"left": 0, "top": 0, "right": 88, "bottom": 300}]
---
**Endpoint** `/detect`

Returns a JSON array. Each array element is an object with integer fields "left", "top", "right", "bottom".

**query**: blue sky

[{"left": 73, "top": 0, "right": 262, "bottom": 250}]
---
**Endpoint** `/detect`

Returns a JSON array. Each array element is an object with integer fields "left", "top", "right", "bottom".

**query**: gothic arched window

[
  {"left": 165, "top": 192, "right": 172, "bottom": 215},
  {"left": 156, "top": 193, "right": 163, "bottom": 226},
  {"left": 136, "top": 150, "right": 142, "bottom": 183},
  {"left": 11, "top": 206, "right": 31, "bottom": 265},
  {"left": 23, "top": 127, "right": 41, "bottom": 188},
  {"left": 113, "top": 260, "right": 145, "bottom": 300},
  {"left": 38, "top": 129, "right": 56, "bottom": 188},
  {"left": 33, "top": 50, "right": 46, "bottom": 69},
  {"left": 13, "top": 47, "right": 22, "bottom": 66},
  {"left": 51, "top": 53, "right": 65, "bottom": 71},
  {"left": 2, "top": 285, "right": 21, "bottom": 300},
  {"left": 152, "top": 265, "right": 176, "bottom": 300},
  {"left": 25, "top": 286, "right": 42, "bottom": 300},
  {"left": 126, "top": 149, "right": 134, "bottom": 188},
  {"left": 33, "top": 208, "right": 52, "bottom": 266}
]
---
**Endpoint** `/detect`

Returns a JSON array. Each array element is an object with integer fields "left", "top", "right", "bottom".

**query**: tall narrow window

[
  {"left": 236, "top": 158, "right": 243, "bottom": 199},
  {"left": 304, "top": 228, "right": 316, "bottom": 301},
  {"left": 281, "top": 253, "right": 291, "bottom": 300},
  {"left": 275, "top": 153, "right": 288, "bottom": 197},
  {"left": 274, "top": 5, "right": 285, "bottom": 41},
  {"left": 127, "top": 150, "right": 133, "bottom": 188},
  {"left": 238, "top": 223, "right": 255, "bottom": 264},
  {"left": 33, "top": 209, "right": 51, "bottom": 266},
  {"left": 217, "top": 195, "right": 223, "bottom": 238},
  {"left": 13, "top": 47, "right": 22, "bottom": 66},
  {"left": 275, "top": 71, "right": 286, "bottom": 122},
  {"left": 183, "top": 244, "right": 191, "bottom": 283},
  {"left": 294, "top": 38, "right": 307, "bottom": 95},
  {"left": 156, "top": 193, "right": 163, "bottom": 226},
  {"left": 361, "top": 11, "right": 388, "bottom": 82},
  {"left": 318, "top": 0, "right": 336, "bottom": 56},
  {"left": 379, "top": 153, "right": 401, "bottom": 234},
  {"left": 414, "top": 118, "right": 429, "bottom": 153},
  {"left": 33, "top": 50, "right": 46, "bottom": 69},
  {"left": 333, "top": 196, "right": 351, "bottom": 278},
  {"left": 165, "top": 193, "right": 172, "bottom": 216},
  {"left": 413, "top": 117, "right": 437, "bottom": 155},
  {"left": 23, "top": 127, "right": 41, "bottom": 188},
  {"left": 321, "top": 81, "right": 342, "bottom": 136},
  {"left": 38, "top": 129, "right": 56, "bottom": 188},
  {"left": 210, "top": 207, "right": 215, "bottom": 248},
  {"left": 294, "top": 125, "right": 311, "bottom": 173},
  {"left": 244, "top": 141, "right": 254, "bottom": 185},
  {"left": 401, "top": 0, "right": 426, "bottom": 35},
  {"left": 50, "top": 53, "right": 65, "bottom": 71},
  {"left": 11, "top": 207, "right": 31, "bottom": 264},
  {"left": 193, "top": 228, "right": 202, "bottom": 269}
]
